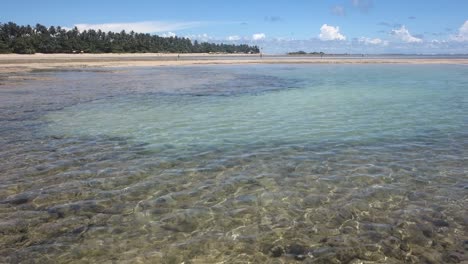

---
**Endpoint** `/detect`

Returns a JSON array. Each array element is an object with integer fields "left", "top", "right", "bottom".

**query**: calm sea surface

[{"left": 0, "top": 64, "right": 467, "bottom": 263}]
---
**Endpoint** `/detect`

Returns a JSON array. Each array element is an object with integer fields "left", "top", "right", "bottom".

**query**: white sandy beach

[{"left": 1, "top": 53, "right": 468, "bottom": 73}]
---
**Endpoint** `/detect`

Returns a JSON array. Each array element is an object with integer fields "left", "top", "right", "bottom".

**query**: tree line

[{"left": 0, "top": 22, "right": 260, "bottom": 54}]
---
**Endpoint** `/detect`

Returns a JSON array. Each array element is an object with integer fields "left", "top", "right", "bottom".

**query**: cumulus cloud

[
  {"left": 358, "top": 37, "right": 388, "bottom": 45},
  {"left": 185, "top": 33, "right": 213, "bottom": 41},
  {"left": 331, "top": 5, "right": 346, "bottom": 16},
  {"left": 161, "top": 32, "right": 176, "bottom": 37},
  {"left": 252, "top": 33, "right": 266, "bottom": 40},
  {"left": 391, "top": 25, "right": 423, "bottom": 43},
  {"left": 74, "top": 21, "right": 201, "bottom": 33},
  {"left": 452, "top": 20, "right": 468, "bottom": 41},
  {"left": 319, "top": 24, "right": 346, "bottom": 41},
  {"left": 227, "top": 35, "right": 241, "bottom": 41}
]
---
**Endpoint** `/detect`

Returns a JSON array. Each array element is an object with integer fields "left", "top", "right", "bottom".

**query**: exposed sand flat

[{"left": 1, "top": 53, "right": 468, "bottom": 73}]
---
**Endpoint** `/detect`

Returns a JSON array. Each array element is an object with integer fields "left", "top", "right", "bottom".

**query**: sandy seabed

[
  {"left": 1, "top": 53, "right": 468, "bottom": 74},
  {"left": 0, "top": 62, "right": 467, "bottom": 263}
]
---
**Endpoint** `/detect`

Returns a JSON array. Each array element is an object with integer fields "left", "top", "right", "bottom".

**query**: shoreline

[{"left": 1, "top": 53, "right": 468, "bottom": 74}]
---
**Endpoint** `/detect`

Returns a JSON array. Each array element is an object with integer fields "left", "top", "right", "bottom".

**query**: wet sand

[{"left": 1, "top": 53, "right": 468, "bottom": 74}]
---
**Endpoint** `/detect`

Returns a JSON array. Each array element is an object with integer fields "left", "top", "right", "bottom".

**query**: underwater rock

[
  {"left": 361, "top": 223, "right": 393, "bottom": 233},
  {"left": 1, "top": 192, "right": 34, "bottom": 205},
  {"left": 47, "top": 200, "right": 106, "bottom": 218},
  {"left": 432, "top": 219, "right": 449, "bottom": 227},
  {"left": 269, "top": 245, "right": 284, "bottom": 257},
  {"left": 286, "top": 243, "right": 308, "bottom": 256},
  {"left": 400, "top": 240, "right": 410, "bottom": 252},
  {"left": 276, "top": 244, "right": 312, "bottom": 261},
  {"left": 381, "top": 236, "right": 402, "bottom": 257},
  {"left": 443, "top": 252, "right": 462, "bottom": 263}
]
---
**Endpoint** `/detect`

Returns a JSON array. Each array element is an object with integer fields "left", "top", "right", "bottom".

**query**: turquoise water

[
  {"left": 1, "top": 65, "right": 467, "bottom": 263},
  {"left": 44, "top": 65, "right": 467, "bottom": 155}
]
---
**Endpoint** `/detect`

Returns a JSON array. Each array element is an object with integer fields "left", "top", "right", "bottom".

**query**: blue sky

[{"left": 2, "top": 0, "right": 468, "bottom": 53}]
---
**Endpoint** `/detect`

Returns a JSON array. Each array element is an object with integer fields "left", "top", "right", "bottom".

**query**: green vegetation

[
  {"left": 0, "top": 22, "right": 260, "bottom": 54},
  {"left": 288, "top": 50, "right": 307, "bottom": 55},
  {"left": 288, "top": 51, "right": 325, "bottom": 56}
]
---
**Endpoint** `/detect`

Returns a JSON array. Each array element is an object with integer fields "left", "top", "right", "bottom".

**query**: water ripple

[{"left": 0, "top": 65, "right": 467, "bottom": 263}]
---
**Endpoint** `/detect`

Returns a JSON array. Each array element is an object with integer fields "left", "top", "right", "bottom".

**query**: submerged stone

[
  {"left": 432, "top": 219, "right": 449, "bottom": 227},
  {"left": 269, "top": 245, "right": 284, "bottom": 257}
]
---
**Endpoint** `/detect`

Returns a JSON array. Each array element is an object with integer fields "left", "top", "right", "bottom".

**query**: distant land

[
  {"left": 288, "top": 51, "right": 325, "bottom": 56},
  {"left": 0, "top": 22, "right": 260, "bottom": 54},
  {"left": 286, "top": 51, "right": 468, "bottom": 57}
]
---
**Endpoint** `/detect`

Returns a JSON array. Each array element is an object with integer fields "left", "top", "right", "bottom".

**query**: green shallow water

[
  {"left": 44, "top": 65, "right": 467, "bottom": 155},
  {"left": 0, "top": 64, "right": 467, "bottom": 263}
]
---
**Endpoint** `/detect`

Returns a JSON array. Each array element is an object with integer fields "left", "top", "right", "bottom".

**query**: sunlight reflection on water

[{"left": 0, "top": 65, "right": 467, "bottom": 263}]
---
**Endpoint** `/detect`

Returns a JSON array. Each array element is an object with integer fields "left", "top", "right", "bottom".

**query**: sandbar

[{"left": 1, "top": 53, "right": 468, "bottom": 74}]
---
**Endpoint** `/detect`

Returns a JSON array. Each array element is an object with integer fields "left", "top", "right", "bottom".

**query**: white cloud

[
  {"left": 358, "top": 37, "right": 388, "bottom": 45},
  {"left": 391, "top": 26, "right": 423, "bottom": 43},
  {"left": 227, "top": 35, "right": 241, "bottom": 41},
  {"left": 319, "top": 24, "right": 346, "bottom": 41},
  {"left": 73, "top": 21, "right": 201, "bottom": 33},
  {"left": 161, "top": 32, "right": 176, "bottom": 37},
  {"left": 252, "top": 33, "right": 266, "bottom": 40},
  {"left": 185, "top": 33, "right": 213, "bottom": 41},
  {"left": 452, "top": 20, "right": 468, "bottom": 42},
  {"left": 206, "top": 36, "right": 468, "bottom": 54}
]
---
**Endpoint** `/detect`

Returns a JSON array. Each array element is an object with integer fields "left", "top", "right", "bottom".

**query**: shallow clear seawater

[{"left": 0, "top": 65, "right": 467, "bottom": 263}]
